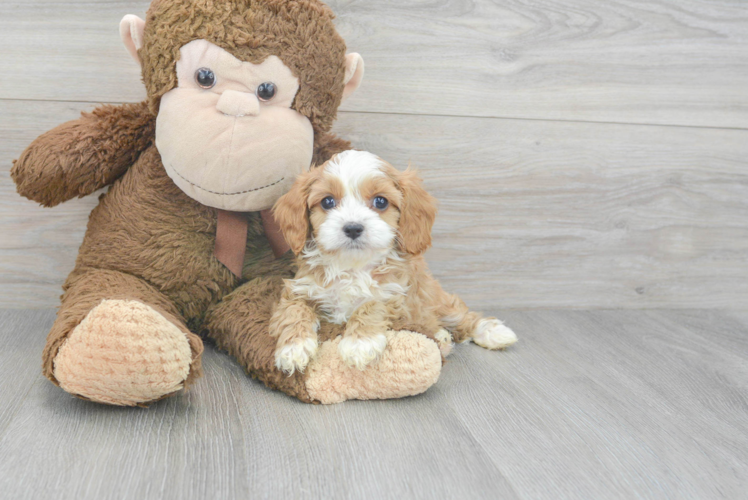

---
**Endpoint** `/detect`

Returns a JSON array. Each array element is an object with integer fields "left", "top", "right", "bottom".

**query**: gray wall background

[{"left": 1, "top": 0, "right": 746, "bottom": 309}]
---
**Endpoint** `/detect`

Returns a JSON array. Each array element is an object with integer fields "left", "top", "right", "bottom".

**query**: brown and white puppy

[{"left": 271, "top": 151, "right": 517, "bottom": 373}]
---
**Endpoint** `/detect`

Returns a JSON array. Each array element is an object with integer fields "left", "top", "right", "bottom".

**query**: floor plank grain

[
  {"left": 0, "top": 346, "right": 251, "bottom": 500},
  {"left": 438, "top": 310, "right": 748, "bottom": 499},
  {"left": 1, "top": 0, "right": 747, "bottom": 128},
  {"left": 0, "top": 311, "right": 514, "bottom": 500},
  {"left": 0, "top": 310, "right": 52, "bottom": 438},
  {"left": 0, "top": 309, "right": 746, "bottom": 499}
]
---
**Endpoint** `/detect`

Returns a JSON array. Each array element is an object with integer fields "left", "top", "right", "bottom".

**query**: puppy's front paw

[
  {"left": 275, "top": 338, "right": 318, "bottom": 375},
  {"left": 338, "top": 334, "right": 388, "bottom": 370},
  {"left": 472, "top": 318, "right": 517, "bottom": 350}
]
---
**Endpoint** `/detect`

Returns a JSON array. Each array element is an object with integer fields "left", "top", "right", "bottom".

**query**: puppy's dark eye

[
  {"left": 321, "top": 196, "right": 336, "bottom": 210},
  {"left": 195, "top": 68, "right": 216, "bottom": 89},
  {"left": 373, "top": 196, "right": 389, "bottom": 210},
  {"left": 257, "top": 82, "right": 276, "bottom": 101}
]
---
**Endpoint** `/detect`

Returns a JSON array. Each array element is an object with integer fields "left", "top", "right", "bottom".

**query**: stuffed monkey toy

[{"left": 11, "top": 0, "right": 445, "bottom": 406}]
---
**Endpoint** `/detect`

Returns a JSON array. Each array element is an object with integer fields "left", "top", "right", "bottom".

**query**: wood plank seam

[{"left": 3, "top": 97, "right": 747, "bottom": 132}]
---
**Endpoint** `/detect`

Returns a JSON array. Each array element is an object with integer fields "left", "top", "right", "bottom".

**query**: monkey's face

[
  {"left": 120, "top": 3, "right": 364, "bottom": 212},
  {"left": 155, "top": 40, "right": 314, "bottom": 211}
]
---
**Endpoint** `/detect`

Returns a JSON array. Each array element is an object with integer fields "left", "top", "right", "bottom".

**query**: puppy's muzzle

[{"left": 343, "top": 223, "right": 364, "bottom": 240}]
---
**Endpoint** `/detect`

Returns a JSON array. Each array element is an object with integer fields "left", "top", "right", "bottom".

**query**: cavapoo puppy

[{"left": 270, "top": 150, "right": 517, "bottom": 374}]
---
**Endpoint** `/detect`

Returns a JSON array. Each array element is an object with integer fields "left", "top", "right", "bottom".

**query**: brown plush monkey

[{"left": 11, "top": 0, "right": 444, "bottom": 406}]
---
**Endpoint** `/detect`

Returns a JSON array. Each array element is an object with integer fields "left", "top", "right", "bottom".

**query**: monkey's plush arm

[{"left": 11, "top": 101, "right": 155, "bottom": 207}]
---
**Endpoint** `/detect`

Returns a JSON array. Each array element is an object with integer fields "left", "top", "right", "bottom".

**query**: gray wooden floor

[{"left": 0, "top": 309, "right": 746, "bottom": 499}]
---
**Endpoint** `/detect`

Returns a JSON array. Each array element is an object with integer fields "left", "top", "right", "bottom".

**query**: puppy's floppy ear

[
  {"left": 395, "top": 166, "right": 438, "bottom": 255},
  {"left": 273, "top": 170, "right": 316, "bottom": 254}
]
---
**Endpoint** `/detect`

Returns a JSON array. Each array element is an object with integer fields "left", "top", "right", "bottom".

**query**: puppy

[{"left": 270, "top": 150, "right": 517, "bottom": 374}]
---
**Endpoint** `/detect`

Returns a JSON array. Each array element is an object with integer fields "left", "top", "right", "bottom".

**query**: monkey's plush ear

[
  {"left": 272, "top": 172, "right": 315, "bottom": 255},
  {"left": 120, "top": 15, "right": 146, "bottom": 66},
  {"left": 342, "top": 53, "right": 365, "bottom": 102}
]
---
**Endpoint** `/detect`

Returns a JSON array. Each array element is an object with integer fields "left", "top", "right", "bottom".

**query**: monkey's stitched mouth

[{"left": 169, "top": 163, "right": 285, "bottom": 196}]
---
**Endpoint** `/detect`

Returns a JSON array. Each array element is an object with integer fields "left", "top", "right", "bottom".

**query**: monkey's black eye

[
  {"left": 373, "top": 196, "right": 389, "bottom": 210},
  {"left": 195, "top": 68, "right": 216, "bottom": 89},
  {"left": 321, "top": 196, "right": 336, "bottom": 210},
  {"left": 257, "top": 82, "right": 276, "bottom": 101}
]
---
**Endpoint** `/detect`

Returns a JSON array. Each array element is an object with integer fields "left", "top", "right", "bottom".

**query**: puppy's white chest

[{"left": 292, "top": 271, "right": 406, "bottom": 325}]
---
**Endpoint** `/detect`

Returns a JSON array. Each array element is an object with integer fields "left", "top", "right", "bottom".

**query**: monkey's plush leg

[
  {"left": 12, "top": 101, "right": 154, "bottom": 207},
  {"left": 204, "top": 277, "right": 442, "bottom": 404},
  {"left": 44, "top": 269, "right": 203, "bottom": 407}
]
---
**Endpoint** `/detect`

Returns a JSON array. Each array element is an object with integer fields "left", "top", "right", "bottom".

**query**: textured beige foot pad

[
  {"left": 53, "top": 300, "right": 193, "bottom": 406},
  {"left": 304, "top": 330, "right": 442, "bottom": 404}
]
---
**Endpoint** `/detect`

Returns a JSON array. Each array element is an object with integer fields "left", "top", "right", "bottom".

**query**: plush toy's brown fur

[
  {"left": 16, "top": 103, "right": 356, "bottom": 403},
  {"left": 12, "top": 102, "right": 155, "bottom": 208},
  {"left": 11, "top": 0, "right": 444, "bottom": 406}
]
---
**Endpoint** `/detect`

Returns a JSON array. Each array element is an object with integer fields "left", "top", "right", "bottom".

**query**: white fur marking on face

[
  {"left": 315, "top": 150, "right": 396, "bottom": 257},
  {"left": 275, "top": 338, "right": 319, "bottom": 375},
  {"left": 338, "top": 333, "right": 388, "bottom": 370},
  {"left": 316, "top": 196, "right": 395, "bottom": 254},
  {"left": 325, "top": 150, "right": 385, "bottom": 198},
  {"left": 472, "top": 318, "right": 518, "bottom": 350}
]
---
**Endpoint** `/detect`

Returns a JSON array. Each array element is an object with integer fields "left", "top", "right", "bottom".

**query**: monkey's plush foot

[
  {"left": 304, "top": 330, "right": 442, "bottom": 404},
  {"left": 53, "top": 300, "right": 194, "bottom": 406},
  {"left": 472, "top": 318, "right": 518, "bottom": 350},
  {"left": 434, "top": 328, "right": 454, "bottom": 357},
  {"left": 338, "top": 333, "right": 387, "bottom": 370},
  {"left": 275, "top": 338, "right": 318, "bottom": 375}
]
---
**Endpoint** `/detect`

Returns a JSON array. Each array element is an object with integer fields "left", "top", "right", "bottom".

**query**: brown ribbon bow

[{"left": 214, "top": 209, "right": 291, "bottom": 277}]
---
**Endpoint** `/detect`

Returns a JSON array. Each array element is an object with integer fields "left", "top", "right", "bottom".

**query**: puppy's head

[{"left": 273, "top": 150, "right": 437, "bottom": 259}]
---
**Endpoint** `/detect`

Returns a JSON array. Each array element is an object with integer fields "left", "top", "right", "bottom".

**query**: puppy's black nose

[{"left": 343, "top": 223, "right": 364, "bottom": 240}]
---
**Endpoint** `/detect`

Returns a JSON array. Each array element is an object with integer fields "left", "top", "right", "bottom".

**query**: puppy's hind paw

[
  {"left": 472, "top": 318, "right": 518, "bottom": 350},
  {"left": 338, "top": 334, "right": 388, "bottom": 370},
  {"left": 434, "top": 328, "right": 454, "bottom": 357},
  {"left": 275, "top": 338, "right": 318, "bottom": 375}
]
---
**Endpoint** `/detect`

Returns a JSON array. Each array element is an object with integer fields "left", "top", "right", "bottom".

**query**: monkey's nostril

[{"left": 343, "top": 223, "right": 364, "bottom": 240}]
